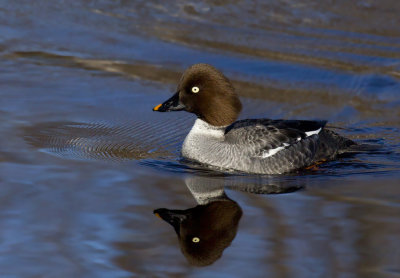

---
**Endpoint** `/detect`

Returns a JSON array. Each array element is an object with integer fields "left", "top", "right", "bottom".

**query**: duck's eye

[
  {"left": 191, "top": 86, "right": 200, "bottom": 93},
  {"left": 192, "top": 237, "right": 200, "bottom": 243}
]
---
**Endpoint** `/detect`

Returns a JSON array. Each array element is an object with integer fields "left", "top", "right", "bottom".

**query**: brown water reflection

[
  {"left": 151, "top": 176, "right": 302, "bottom": 267},
  {"left": 1, "top": 0, "right": 400, "bottom": 277}
]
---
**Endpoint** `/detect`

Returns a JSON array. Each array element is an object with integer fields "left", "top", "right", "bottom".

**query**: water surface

[{"left": 1, "top": 1, "right": 400, "bottom": 277}]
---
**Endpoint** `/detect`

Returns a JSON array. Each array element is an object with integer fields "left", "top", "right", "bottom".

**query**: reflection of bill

[{"left": 154, "top": 175, "right": 303, "bottom": 266}]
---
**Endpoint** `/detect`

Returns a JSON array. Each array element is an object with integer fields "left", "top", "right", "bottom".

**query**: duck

[{"left": 153, "top": 63, "right": 356, "bottom": 174}]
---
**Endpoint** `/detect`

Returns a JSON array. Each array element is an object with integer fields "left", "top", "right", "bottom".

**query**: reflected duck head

[{"left": 154, "top": 199, "right": 242, "bottom": 266}]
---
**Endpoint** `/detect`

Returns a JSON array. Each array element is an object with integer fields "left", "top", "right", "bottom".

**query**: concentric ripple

[{"left": 23, "top": 119, "right": 189, "bottom": 162}]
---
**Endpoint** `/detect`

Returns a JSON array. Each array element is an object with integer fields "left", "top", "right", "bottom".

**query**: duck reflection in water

[{"left": 154, "top": 175, "right": 303, "bottom": 266}]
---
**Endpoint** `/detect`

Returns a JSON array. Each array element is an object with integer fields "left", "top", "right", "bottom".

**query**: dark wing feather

[
  {"left": 225, "top": 119, "right": 326, "bottom": 135},
  {"left": 224, "top": 119, "right": 326, "bottom": 155}
]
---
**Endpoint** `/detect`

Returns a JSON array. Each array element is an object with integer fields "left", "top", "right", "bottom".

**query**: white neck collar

[{"left": 191, "top": 119, "right": 227, "bottom": 138}]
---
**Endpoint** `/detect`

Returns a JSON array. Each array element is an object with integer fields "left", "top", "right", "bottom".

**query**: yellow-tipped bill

[
  {"left": 152, "top": 91, "right": 186, "bottom": 112},
  {"left": 153, "top": 103, "right": 162, "bottom": 111}
]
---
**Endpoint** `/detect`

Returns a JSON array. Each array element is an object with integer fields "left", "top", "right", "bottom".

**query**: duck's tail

[
  {"left": 341, "top": 141, "right": 383, "bottom": 153},
  {"left": 315, "top": 129, "right": 381, "bottom": 161}
]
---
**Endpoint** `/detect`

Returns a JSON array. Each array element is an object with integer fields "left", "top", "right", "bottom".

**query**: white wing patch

[
  {"left": 260, "top": 146, "right": 286, "bottom": 158},
  {"left": 257, "top": 126, "right": 322, "bottom": 159},
  {"left": 305, "top": 127, "right": 322, "bottom": 137}
]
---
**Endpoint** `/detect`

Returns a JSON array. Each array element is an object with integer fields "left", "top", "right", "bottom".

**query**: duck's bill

[
  {"left": 153, "top": 91, "right": 186, "bottom": 112},
  {"left": 153, "top": 208, "right": 188, "bottom": 235}
]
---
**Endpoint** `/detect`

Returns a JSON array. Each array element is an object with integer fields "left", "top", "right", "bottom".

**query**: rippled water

[{"left": 1, "top": 1, "right": 400, "bottom": 277}]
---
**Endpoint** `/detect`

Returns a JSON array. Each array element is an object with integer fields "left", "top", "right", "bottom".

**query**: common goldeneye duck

[{"left": 153, "top": 63, "right": 356, "bottom": 174}]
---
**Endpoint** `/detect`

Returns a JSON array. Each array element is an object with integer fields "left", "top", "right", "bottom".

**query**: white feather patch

[
  {"left": 261, "top": 146, "right": 286, "bottom": 158},
  {"left": 190, "top": 119, "right": 225, "bottom": 138},
  {"left": 305, "top": 127, "right": 322, "bottom": 137}
]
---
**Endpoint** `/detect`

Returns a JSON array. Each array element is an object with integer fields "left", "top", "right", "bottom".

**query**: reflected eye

[
  {"left": 192, "top": 237, "right": 200, "bottom": 243},
  {"left": 191, "top": 86, "right": 200, "bottom": 93}
]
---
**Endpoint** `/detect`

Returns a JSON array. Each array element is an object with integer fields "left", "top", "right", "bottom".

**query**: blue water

[{"left": 1, "top": 1, "right": 400, "bottom": 277}]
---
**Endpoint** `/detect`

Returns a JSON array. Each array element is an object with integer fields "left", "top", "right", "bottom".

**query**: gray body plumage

[{"left": 182, "top": 118, "right": 354, "bottom": 174}]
